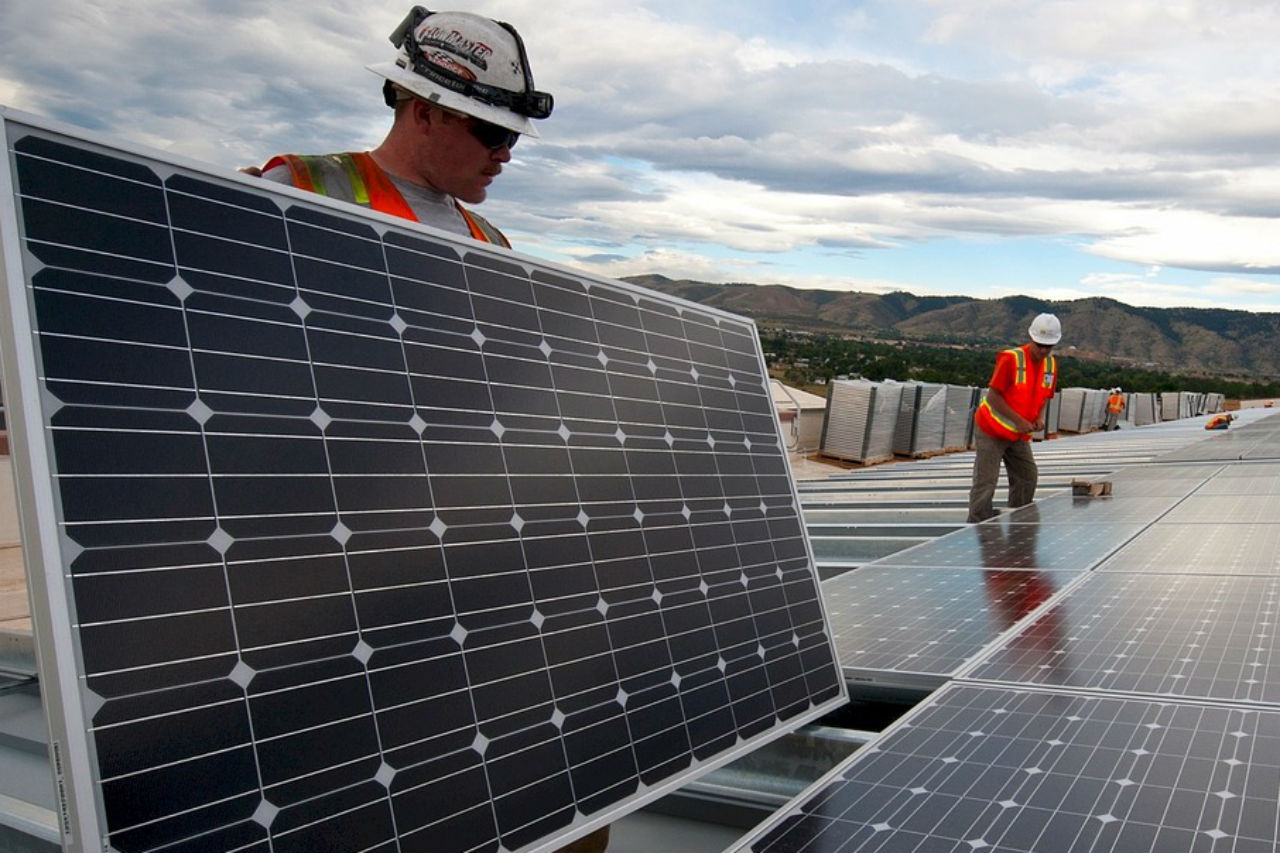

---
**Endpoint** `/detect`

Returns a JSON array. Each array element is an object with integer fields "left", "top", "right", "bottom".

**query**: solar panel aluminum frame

[{"left": 0, "top": 107, "right": 848, "bottom": 853}]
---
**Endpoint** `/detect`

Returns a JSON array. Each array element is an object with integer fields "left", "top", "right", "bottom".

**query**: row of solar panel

[{"left": 732, "top": 414, "right": 1280, "bottom": 851}]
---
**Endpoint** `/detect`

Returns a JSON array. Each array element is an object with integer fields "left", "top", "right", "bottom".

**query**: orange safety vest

[
  {"left": 975, "top": 345, "right": 1057, "bottom": 442},
  {"left": 262, "top": 152, "right": 511, "bottom": 247},
  {"left": 1107, "top": 393, "right": 1125, "bottom": 414}
]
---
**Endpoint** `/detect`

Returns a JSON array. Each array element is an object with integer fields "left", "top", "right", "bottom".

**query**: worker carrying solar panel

[
  {"left": 254, "top": 7, "right": 553, "bottom": 248},
  {"left": 1103, "top": 387, "right": 1125, "bottom": 430},
  {"left": 967, "top": 313, "right": 1061, "bottom": 523}
]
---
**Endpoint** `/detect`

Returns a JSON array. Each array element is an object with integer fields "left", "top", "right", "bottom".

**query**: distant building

[{"left": 770, "top": 379, "right": 827, "bottom": 453}]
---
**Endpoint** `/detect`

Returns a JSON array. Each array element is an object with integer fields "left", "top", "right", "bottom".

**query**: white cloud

[{"left": 2, "top": 0, "right": 1279, "bottom": 313}]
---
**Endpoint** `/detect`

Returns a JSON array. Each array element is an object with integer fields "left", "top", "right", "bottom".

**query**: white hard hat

[
  {"left": 367, "top": 8, "right": 553, "bottom": 137},
  {"left": 1028, "top": 313, "right": 1062, "bottom": 345}
]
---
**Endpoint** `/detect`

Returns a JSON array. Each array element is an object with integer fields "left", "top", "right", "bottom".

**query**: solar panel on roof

[
  {"left": 822, "top": 565, "right": 1080, "bottom": 691},
  {"left": 874, "top": 514, "right": 1144, "bottom": 573},
  {"left": 1100, "top": 522, "right": 1280, "bottom": 575},
  {"left": 0, "top": 111, "right": 846, "bottom": 853},
  {"left": 965, "top": 572, "right": 1280, "bottom": 704},
  {"left": 730, "top": 683, "right": 1280, "bottom": 853}
]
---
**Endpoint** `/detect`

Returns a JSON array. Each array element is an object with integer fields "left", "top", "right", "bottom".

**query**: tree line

[{"left": 760, "top": 329, "right": 1280, "bottom": 400}]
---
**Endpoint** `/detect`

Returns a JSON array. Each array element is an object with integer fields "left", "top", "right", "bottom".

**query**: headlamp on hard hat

[{"left": 390, "top": 6, "right": 554, "bottom": 120}]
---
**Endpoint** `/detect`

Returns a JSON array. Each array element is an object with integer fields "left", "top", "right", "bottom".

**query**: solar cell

[
  {"left": 731, "top": 683, "right": 1280, "bottom": 853},
  {"left": 1099, "top": 523, "right": 1280, "bottom": 575},
  {"left": 1162, "top": 494, "right": 1280, "bottom": 525},
  {"left": 875, "top": 511, "right": 1143, "bottom": 573},
  {"left": 0, "top": 113, "right": 845, "bottom": 852},
  {"left": 1004, "top": 494, "right": 1184, "bottom": 525},
  {"left": 823, "top": 566, "right": 1080, "bottom": 690},
  {"left": 966, "top": 572, "right": 1280, "bottom": 704}
]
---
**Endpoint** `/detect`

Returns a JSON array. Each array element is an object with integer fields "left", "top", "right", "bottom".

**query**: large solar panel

[
  {"left": 0, "top": 111, "right": 846, "bottom": 852},
  {"left": 730, "top": 683, "right": 1280, "bottom": 853},
  {"left": 1161, "top": 493, "right": 1280, "bottom": 525},
  {"left": 965, "top": 572, "right": 1280, "bottom": 703},
  {"left": 822, "top": 565, "right": 1080, "bottom": 691},
  {"left": 874, "top": 515, "right": 1145, "bottom": 572},
  {"left": 1099, "top": 523, "right": 1280, "bottom": 575},
  {"left": 1004, "top": 494, "right": 1184, "bottom": 525},
  {"left": 735, "top": 438, "right": 1280, "bottom": 853}
]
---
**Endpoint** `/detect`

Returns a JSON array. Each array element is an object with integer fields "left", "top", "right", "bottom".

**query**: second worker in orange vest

[
  {"left": 259, "top": 8, "right": 553, "bottom": 247},
  {"left": 967, "top": 313, "right": 1062, "bottom": 523}
]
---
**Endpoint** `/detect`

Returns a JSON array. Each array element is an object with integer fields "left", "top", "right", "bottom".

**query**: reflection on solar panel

[
  {"left": 876, "top": 515, "right": 1144, "bottom": 572},
  {"left": 966, "top": 572, "right": 1280, "bottom": 703},
  {"left": 738, "top": 421, "right": 1280, "bottom": 853},
  {"left": 823, "top": 566, "right": 1079, "bottom": 689},
  {"left": 0, "top": 113, "right": 845, "bottom": 852},
  {"left": 734, "top": 683, "right": 1280, "bottom": 853},
  {"left": 1005, "top": 494, "right": 1184, "bottom": 525}
]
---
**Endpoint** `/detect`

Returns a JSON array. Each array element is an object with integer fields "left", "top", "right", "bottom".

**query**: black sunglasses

[{"left": 467, "top": 117, "right": 520, "bottom": 151}]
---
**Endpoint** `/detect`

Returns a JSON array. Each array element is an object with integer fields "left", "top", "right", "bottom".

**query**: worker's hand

[
  {"left": 1032, "top": 417, "right": 1045, "bottom": 432},
  {"left": 239, "top": 166, "right": 264, "bottom": 177}
]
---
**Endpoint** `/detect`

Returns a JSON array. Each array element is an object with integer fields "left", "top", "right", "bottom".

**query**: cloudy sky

[{"left": 3, "top": 0, "right": 1280, "bottom": 313}]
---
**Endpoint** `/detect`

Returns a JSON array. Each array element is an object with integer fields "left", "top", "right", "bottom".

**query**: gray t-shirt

[{"left": 261, "top": 161, "right": 472, "bottom": 238}]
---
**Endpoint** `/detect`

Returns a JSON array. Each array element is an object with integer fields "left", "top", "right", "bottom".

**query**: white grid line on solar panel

[
  {"left": 1162, "top": 495, "right": 1280, "bottom": 525},
  {"left": 159, "top": 175, "right": 755, "bottom": 367},
  {"left": 870, "top": 523, "right": 1146, "bottom": 572},
  {"left": 26, "top": 177, "right": 764, "bottom": 397},
  {"left": 1212, "top": 461, "right": 1280, "bottom": 478},
  {"left": 31, "top": 278, "right": 777, "bottom": 453},
  {"left": 1108, "top": 463, "right": 1224, "bottom": 480},
  {"left": 65, "top": 533, "right": 818, "bottom": 674},
  {"left": 1193, "top": 477, "right": 1280, "bottom": 496},
  {"left": 87, "top": 643, "right": 819, "bottom": 844},
  {"left": 1004, "top": 495, "right": 1185, "bottom": 525},
  {"left": 735, "top": 684, "right": 1280, "bottom": 853},
  {"left": 10, "top": 127, "right": 846, "bottom": 853},
  {"left": 963, "top": 572, "right": 1280, "bottom": 705},
  {"left": 1098, "top": 523, "right": 1280, "bottom": 575},
  {"left": 70, "top": 563, "right": 823, "bottom": 685},
  {"left": 31, "top": 294, "right": 769, "bottom": 429},
  {"left": 281, "top": 219, "right": 757, "bottom": 376},
  {"left": 822, "top": 567, "right": 1079, "bottom": 674},
  {"left": 1075, "top": 477, "right": 1206, "bottom": 499}
]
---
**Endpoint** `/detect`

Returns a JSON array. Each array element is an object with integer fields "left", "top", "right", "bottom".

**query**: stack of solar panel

[
  {"left": 1056, "top": 387, "right": 1088, "bottom": 432},
  {"left": 1128, "top": 391, "right": 1158, "bottom": 425},
  {"left": 941, "top": 385, "right": 977, "bottom": 451},
  {"left": 892, "top": 382, "right": 946, "bottom": 458},
  {"left": 820, "top": 381, "right": 902, "bottom": 465},
  {"left": 1083, "top": 387, "right": 1108, "bottom": 430}
]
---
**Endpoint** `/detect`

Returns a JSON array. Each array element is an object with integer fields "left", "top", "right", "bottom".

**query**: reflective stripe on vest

[
  {"left": 975, "top": 347, "right": 1056, "bottom": 441},
  {"left": 261, "top": 152, "right": 509, "bottom": 247}
]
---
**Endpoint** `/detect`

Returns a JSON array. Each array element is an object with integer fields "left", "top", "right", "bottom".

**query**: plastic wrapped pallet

[
  {"left": 942, "top": 385, "right": 978, "bottom": 451},
  {"left": 1058, "top": 387, "right": 1088, "bottom": 433},
  {"left": 820, "top": 380, "right": 903, "bottom": 464},
  {"left": 893, "top": 382, "right": 947, "bottom": 457}
]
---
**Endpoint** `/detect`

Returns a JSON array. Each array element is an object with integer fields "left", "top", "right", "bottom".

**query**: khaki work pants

[{"left": 967, "top": 429, "right": 1038, "bottom": 523}]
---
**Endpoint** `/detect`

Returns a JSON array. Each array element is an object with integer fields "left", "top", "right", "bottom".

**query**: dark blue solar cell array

[
  {"left": 2, "top": 120, "right": 844, "bottom": 853},
  {"left": 734, "top": 417, "right": 1280, "bottom": 852}
]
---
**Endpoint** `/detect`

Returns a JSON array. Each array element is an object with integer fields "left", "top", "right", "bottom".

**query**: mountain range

[{"left": 623, "top": 275, "right": 1280, "bottom": 379}]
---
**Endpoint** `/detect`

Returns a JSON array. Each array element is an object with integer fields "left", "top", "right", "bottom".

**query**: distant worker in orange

[
  {"left": 967, "top": 313, "right": 1061, "bottom": 523},
  {"left": 1104, "top": 387, "right": 1125, "bottom": 431},
  {"left": 1205, "top": 413, "right": 1234, "bottom": 430}
]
